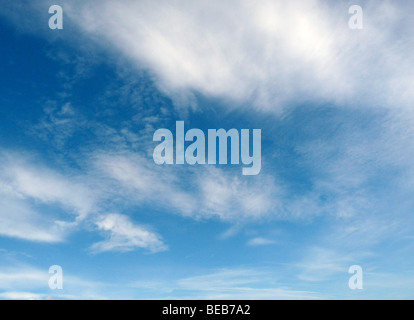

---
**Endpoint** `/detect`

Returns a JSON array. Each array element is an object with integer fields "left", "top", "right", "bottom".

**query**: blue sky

[{"left": 1, "top": 0, "right": 414, "bottom": 299}]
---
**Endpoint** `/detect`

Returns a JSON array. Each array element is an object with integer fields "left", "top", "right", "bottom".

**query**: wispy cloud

[
  {"left": 0, "top": 292, "right": 57, "bottom": 300},
  {"left": 134, "top": 268, "right": 320, "bottom": 300},
  {"left": 0, "top": 262, "right": 113, "bottom": 300},
  {"left": 0, "top": 151, "right": 97, "bottom": 242},
  {"left": 247, "top": 238, "right": 276, "bottom": 247},
  {"left": 33, "top": 102, "right": 88, "bottom": 148},
  {"left": 95, "top": 152, "right": 282, "bottom": 222},
  {"left": 62, "top": 0, "right": 414, "bottom": 113},
  {"left": 2, "top": 157, "right": 96, "bottom": 219},
  {"left": 0, "top": 151, "right": 168, "bottom": 253},
  {"left": 90, "top": 214, "right": 167, "bottom": 253},
  {"left": 296, "top": 248, "right": 354, "bottom": 282},
  {"left": 0, "top": 196, "right": 65, "bottom": 243}
]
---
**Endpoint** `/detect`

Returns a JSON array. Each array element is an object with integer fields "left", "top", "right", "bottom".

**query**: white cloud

[
  {"left": 96, "top": 152, "right": 281, "bottom": 222},
  {"left": 170, "top": 269, "right": 319, "bottom": 299},
  {"left": 95, "top": 153, "right": 197, "bottom": 216},
  {"left": 0, "top": 151, "right": 98, "bottom": 242},
  {"left": 0, "top": 292, "right": 46, "bottom": 300},
  {"left": 0, "top": 266, "right": 49, "bottom": 293},
  {"left": 0, "top": 153, "right": 96, "bottom": 219},
  {"left": 0, "top": 262, "right": 319, "bottom": 299},
  {"left": 34, "top": 102, "right": 88, "bottom": 148},
  {"left": 0, "top": 262, "right": 115, "bottom": 300},
  {"left": 61, "top": 0, "right": 414, "bottom": 113},
  {"left": 0, "top": 196, "right": 65, "bottom": 243},
  {"left": 198, "top": 168, "right": 278, "bottom": 221},
  {"left": 0, "top": 148, "right": 281, "bottom": 247},
  {"left": 90, "top": 214, "right": 167, "bottom": 253},
  {"left": 296, "top": 248, "right": 353, "bottom": 282},
  {"left": 247, "top": 237, "right": 276, "bottom": 247},
  {"left": 131, "top": 268, "right": 320, "bottom": 299},
  {"left": 0, "top": 151, "right": 170, "bottom": 253}
]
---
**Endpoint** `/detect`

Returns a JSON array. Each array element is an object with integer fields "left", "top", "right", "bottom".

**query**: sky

[{"left": 0, "top": 0, "right": 414, "bottom": 300}]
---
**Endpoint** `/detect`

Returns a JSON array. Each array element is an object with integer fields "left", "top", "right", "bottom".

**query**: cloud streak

[
  {"left": 91, "top": 214, "right": 167, "bottom": 253},
  {"left": 62, "top": 0, "right": 414, "bottom": 113}
]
